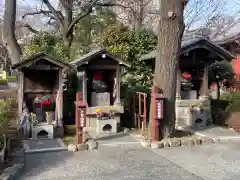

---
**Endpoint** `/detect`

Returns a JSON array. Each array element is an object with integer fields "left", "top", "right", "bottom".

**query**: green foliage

[
  {"left": 218, "top": 92, "right": 240, "bottom": 113},
  {"left": 0, "top": 80, "right": 7, "bottom": 85},
  {"left": 23, "top": 32, "right": 69, "bottom": 61},
  {"left": 96, "top": 23, "right": 157, "bottom": 92},
  {"left": 0, "top": 100, "right": 10, "bottom": 136},
  {"left": 6, "top": 76, "right": 16, "bottom": 83},
  {"left": 208, "top": 61, "right": 235, "bottom": 87},
  {"left": 71, "top": 7, "right": 117, "bottom": 58}
]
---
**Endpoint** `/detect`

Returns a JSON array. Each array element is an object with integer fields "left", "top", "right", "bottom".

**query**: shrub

[
  {"left": 0, "top": 100, "right": 10, "bottom": 148},
  {"left": 7, "top": 76, "right": 17, "bottom": 83},
  {"left": 0, "top": 80, "right": 7, "bottom": 85}
]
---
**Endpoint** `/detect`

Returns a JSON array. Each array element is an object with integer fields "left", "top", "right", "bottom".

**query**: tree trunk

[
  {"left": 153, "top": 0, "right": 185, "bottom": 139},
  {"left": 2, "top": 0, "right": 21, "bottom": 65},
  {"left": 62, "top": 0, "right": 73, "bottom": 60}
]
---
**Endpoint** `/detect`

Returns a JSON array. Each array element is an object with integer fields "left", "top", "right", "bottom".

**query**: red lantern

[
  {"left": 93, "top": 72, "right": 103, "bottom": 80},
  {"left": 183, "top": 72, "right": 192, "bottom": 80}
]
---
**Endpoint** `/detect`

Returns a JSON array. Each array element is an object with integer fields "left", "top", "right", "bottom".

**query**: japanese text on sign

[
  {"left": 156, "top": 100, "right": 162, "bottom": 119},
  {"left": 79, "top": 109, "right": 85, "bottom": 127}
]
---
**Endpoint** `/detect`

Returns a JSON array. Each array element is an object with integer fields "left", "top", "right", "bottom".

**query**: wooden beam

[{"left": 24, "top": 90, "right": 57, "bottom": 93}]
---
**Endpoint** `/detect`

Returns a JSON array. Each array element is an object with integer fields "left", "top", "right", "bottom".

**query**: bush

[
  {"left": 0, "top": 100, "right": 10, "bottom": 136},
  {"left": 218, "top": 92, "right": 240, "bottom": 112},
  {"left": 7, "top": 76, "right": 17, "bottom": 83},
  {"left": 0, "top": 79, "right": 7, "bottom": 85}
]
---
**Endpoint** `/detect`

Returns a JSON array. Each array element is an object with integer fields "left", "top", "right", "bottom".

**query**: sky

[{"left": 0, "top": 0, "right": 239, "bottom": 36}]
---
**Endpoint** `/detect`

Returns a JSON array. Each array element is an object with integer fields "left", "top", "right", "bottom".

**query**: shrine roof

[
  {"left": 70, "top": 49, "right": 130, "bottom": 67},
  {"left": 11, "top": 52, "right": 73, "bottom": 70},
  {"left": 140, "top": 36, "right": 235, "bottom": 61}
]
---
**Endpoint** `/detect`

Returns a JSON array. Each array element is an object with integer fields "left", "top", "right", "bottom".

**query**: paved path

[
  {"left": 19, "top": 135, "right": 201, "bottom": 180},
  {"left": 18, "top": 134, "right": 240, "bottom": 180},
  {"left": 154, "top": 142, "right": 240, "bottom": 180}
]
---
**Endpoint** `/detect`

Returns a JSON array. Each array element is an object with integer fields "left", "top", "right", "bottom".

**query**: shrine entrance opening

[{"left": 86, "top": 69, "right": 116, "bottom": 106}]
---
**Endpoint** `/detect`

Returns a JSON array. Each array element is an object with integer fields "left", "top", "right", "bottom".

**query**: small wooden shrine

[
  {"left": 141, "top": 36, "right": 234, "bottom": 130},
  {"left": 71, "top": 49, "right": 130, "bottom": 136},
  {"left": 12, "top": 52, "right": 72, "bottom": 139}
]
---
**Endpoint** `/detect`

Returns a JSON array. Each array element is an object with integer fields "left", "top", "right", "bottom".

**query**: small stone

[
  {"left": 131, "top": 128, "right": 136, "bottom": 131},
  {"left": 201, "top": 137, "right": 214, "bottom": 145},
  {"left": 169, "top": 138, "right": 181, "bottom": 147},
  {"left": 77, "top": 143, "right": 88, "bottom": 151},
  {"left": 181, "top": 138, "right": 194, "bottom": 147},
  {"left": 124, "top": 128, "right": 130, "bottom": 133},
  {"left": 158, "top": 141, "right": 164, "bottom": 148},
  {"left": 193, "top": 138, "right": 202, "bottom": 146},
  {"left": 86, "top": 140, "right": 98, "bottom": 151},
  {"left": 212, "top": 138, "right": 220, "bottom": 144},
  {"left": 83, "top": 131, "right": 93, "bottom": 143},
  {"left": 0, "top": 173, "right": 13, "bottom": 180},
  {"left": 162, "top": 140, "right": 170, "bottom": 148},
  {"left": 141, "top": 139, "right": 150, "bottom": 148},
  {"left": 67, "top": 144, "right": 78, "bottom": 152},
  {"left": 151, "top": 142, "right": 159, "bottom": 149}
]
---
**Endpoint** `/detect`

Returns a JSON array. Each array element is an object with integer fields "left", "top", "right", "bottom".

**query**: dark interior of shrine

[
  {"left": 86, "top": 69, "right": 116, "bottom": 106},
  {"left": 23, "top": 68, "right": 59, "bottom": 113}
]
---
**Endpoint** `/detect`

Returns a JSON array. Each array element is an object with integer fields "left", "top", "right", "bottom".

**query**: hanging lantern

[{"left": 182, "top": 72, "right": 192, "bottom": 80}]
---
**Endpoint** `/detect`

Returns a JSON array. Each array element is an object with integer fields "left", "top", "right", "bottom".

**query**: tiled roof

[
  {"left": 70, "top": 49, "right": 130, "bottom": 67},
  {"left": 141, "top": 36, "right": 234, "bottom": 61}
]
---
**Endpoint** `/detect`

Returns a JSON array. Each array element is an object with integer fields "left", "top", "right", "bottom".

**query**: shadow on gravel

[{"left": 21, "top": 151, "right": 74, "bottom": 178}]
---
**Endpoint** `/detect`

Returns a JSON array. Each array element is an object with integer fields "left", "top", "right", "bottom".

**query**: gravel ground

[{"left": 18, "top": 135, "right": 201, "bottom": 180}]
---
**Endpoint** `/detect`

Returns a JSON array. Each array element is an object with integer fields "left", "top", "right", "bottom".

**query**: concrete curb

[
  {"left": 0, "top": 148, "right": 25, "bottom": 180},
  {"left": 130, "top": 133, "right": 218, "bottom": 149}
]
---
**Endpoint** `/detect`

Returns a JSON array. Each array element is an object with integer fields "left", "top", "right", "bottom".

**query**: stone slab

[
  {"left": 31, "top": 123, "right": 54, "bottom": 140},
  {"left": 96, "top": 118, "right": 117, "bottom": 135},
  {"left": 23, "top": 138, "right": 67, "bottom": 154}
]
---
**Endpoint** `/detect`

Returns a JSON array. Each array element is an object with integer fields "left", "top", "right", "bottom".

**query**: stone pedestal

[
  {"left": 91, "top": 92, "right": 110, "bottom": 106},
  {"left": 175, "top": 100, "right": 212, "bottom": 130},
  {"left": 96, "top": 118, "right": 117, "bottom": 136},
  {"left": 31, "top": 123, "right": 54, "bottom": 140}
]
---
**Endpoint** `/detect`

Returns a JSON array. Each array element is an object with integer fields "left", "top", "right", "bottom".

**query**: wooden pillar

[
  {"left": 82, "top": 71, "right": 87, "bottom": 103},
  {"left": 176, "top": 69, "right": 181, "bottom": 100},
  {"left": 58, "top": 69, "right": 63, "bottom": 126},
  {"left": 114, "top": 65, "right": 121, "bottom": 105},
  {"left": 17, "top": 71, "right": 24, "bottom": 123},
  {"left": 201, "top": 65, "right": 209, "bottom": 99}
]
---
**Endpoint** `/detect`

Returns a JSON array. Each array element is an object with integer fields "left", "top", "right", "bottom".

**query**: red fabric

[
  {"left": 42, "top": 99, "right": 51, "bottom": 105},
  {"left": 211, "top": 82, "right": 217, "bottom": 89},
  {"left": 183, "top": 72, "right": 192, "bottom": 80},
  {"left": 233, "top": 56, "right": 240, "bottom": 75},
  {"left": 93, "top": 73, "right": 103, "bottom": 80},
  {"left": 34, "top": 103, "right": 41, "bottom": 108}
]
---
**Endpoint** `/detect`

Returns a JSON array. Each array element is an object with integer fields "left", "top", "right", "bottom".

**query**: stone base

[
  {"left": 175, "top": 99, "right": 212, "bottom": 130},
  {"left": 54, "top": 126, "right": 64, "bottom": 138},
  {"left": 31, "top": 123, "right": 54, "bottom": 140},
  {"left": 96, "top": 118, "right": 117, "bottom": 136}
]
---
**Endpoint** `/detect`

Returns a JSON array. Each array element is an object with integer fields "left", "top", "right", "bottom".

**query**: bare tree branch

[
  {"left": 22, "top": 10, "right": 56, "bottom": 19},
  {"left": 42, "top": 0, "right": 64, "bottom": 25},
  {"left": 16, "top": 23, "right": 39, "bottom": 34}
]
